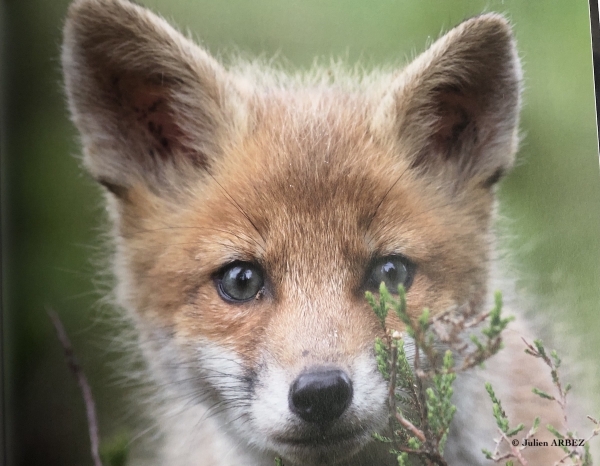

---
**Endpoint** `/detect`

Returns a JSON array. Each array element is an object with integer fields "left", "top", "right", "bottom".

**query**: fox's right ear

[{"left": 62, "top": 0, "right": 249, "bottom": 196}]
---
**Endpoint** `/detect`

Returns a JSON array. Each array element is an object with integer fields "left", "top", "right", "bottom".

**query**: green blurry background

[{"left": 2, "top": 1, "right": 599, "bottom": 465}]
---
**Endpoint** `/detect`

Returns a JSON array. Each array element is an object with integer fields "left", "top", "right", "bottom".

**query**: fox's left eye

[
  {"left": 366, "top": 255, "right": 415, "bottom": 293},
  {"left": 216, "top": 262, "right": 264, "bottom": 303}
]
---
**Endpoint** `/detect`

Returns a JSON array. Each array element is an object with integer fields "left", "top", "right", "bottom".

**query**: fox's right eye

[
  {"left": 216, "top": 262, "right": 264, "bottom": 303},
  {"left": 365, "top": 255, "right": 415, "bottom": 294}
]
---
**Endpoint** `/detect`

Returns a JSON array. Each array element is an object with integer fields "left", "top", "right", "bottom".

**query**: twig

[
  {"left": 47, "top": 308, "right": 103, "bottom": 466},
  {"left": 388, "top": 335, "right": 400, "bottom": 438},
  {"left": 522, "top": 338, "right": 568, "bottom": 422},
  {"left": 554, "top": 417, "right": 600, "bottom": 465},
  {"left": 394, "top": 446, "right": 449, "bottom": 465},
  {"left": 499, "top": 429, "right": 528, "bottom": 465},
  {"left": 395, "top": 411, "right": 426, "bottom": 443}
]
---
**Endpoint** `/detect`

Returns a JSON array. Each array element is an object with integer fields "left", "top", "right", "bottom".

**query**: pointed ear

[
  {"left": 372, "top": 14, "right": 522, "bottom": 189},
  {"left": 62, "top": 0, "right": 249, "bottom": 195}
]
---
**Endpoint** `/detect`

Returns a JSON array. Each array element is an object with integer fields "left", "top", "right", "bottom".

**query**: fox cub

[{"left": 62, "top": 0, "right": 566, "bottom": 464}]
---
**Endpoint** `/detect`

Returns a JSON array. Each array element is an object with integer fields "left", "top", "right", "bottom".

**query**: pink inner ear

[{"left": 115, "top": 73, "right": 184, "bottom": 161}]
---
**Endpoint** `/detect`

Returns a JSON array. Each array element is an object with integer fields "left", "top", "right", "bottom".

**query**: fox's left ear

[{"left": 372, "top": 13, "right": 522, "bottom": 189}]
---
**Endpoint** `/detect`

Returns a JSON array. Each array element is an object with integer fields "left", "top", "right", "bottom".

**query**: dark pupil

[
  {"left": 232, "top": 266, "right": 251, "bottom": 285},
  {"left": 381, "top": 262, "right": 398, "bottom": 281},
  {"left": 222, "top": 265, "right": 259, "bottom": 301},
  {"left": 374, "top": 259, "right": 408, "bottom": 291}
]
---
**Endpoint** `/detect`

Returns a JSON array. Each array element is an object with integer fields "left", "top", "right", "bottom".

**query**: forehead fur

[
  {"left": 116, "top": 90, "right": 493, "bottom": 363},
  {"left": 63, "top": 1, "right": 520, "bottom": 360},
  {"left": 119, "top": 86, "right": 493, "bottom": 309}
]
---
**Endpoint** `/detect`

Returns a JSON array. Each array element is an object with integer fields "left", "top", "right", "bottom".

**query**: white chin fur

[
  {"left": 248, "top": 351, "right": 389, "bottom": 463},
  {"left": 148, "top": 337, "right": 389, "bottom": 464}
]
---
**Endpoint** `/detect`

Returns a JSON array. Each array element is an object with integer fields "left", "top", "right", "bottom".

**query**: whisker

[
  {"left": 365, "top": 164, "right": 411, "bottom": 232},
  {"left": 206, "top": 172, "right": 267, "bottom": 248}
]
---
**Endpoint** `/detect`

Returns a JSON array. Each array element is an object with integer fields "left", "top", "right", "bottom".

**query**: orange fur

[{"left": 63, "top": 1, "right": 566, "bottom": 464}]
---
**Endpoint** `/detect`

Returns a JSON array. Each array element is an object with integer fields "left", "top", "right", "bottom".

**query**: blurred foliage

[
  {"left": 100, "top": 430, "right": 130, "bottom": 466},
  {"left": 2, "top": 1, "right": 599, "bottom": 465}
]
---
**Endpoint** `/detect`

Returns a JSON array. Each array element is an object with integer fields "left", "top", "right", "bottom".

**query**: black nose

[{"left": 289, "top": 368, "right": 353, "bottom": 426}]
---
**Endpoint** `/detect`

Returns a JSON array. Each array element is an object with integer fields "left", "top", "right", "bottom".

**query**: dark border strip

[{"left": 589, "top": 0, "right": 600, "bottom": 153}]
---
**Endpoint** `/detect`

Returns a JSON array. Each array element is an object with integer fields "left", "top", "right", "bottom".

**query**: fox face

[{"left": 62, "top": 0, "right": 522, "bottom": 464}]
